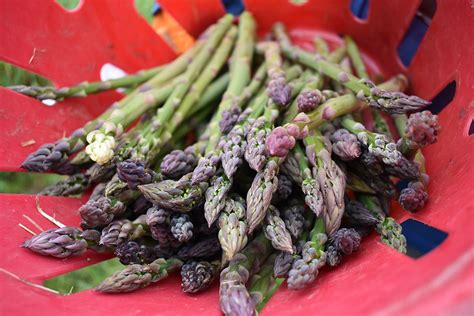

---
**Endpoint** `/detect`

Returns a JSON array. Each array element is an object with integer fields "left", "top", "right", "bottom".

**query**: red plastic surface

[{"left": 1, "top": 0, "right": 473, "bottom": 315}]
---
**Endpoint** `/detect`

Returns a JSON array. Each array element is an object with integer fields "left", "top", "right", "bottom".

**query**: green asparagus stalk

[
  {"left": 192, "top": 11, "right": 256, "bottom": 185},
  {"left": 280, "top": 73, "right": 411, "bottom": 139},
  {"left": 138, "top": 23, "right": 237, "bottom": 164},
  {"left": 249, "top": 254, "right": 284, "bottom": 312},
  {"left": 260, "top": 41, "right": 292, "bottom": 107},
  {"left": 314, "top": 36, "right": 330, "bottom": 57},
  {"left": 273, "top": 23, "right": 430, "bottom": 114},
  {"left": 345, "top": 35, "right": 393, "bottom": 136},
  {"left": 103, "top": 17, "right": 235, "bottom": 183},
  {"left": 21, "top": 21, "right": 212, "bottom": 173},
  {"left": 8, "top": 65, "right": 163, "bottom": 101},
  {"left": 344, "top": 35, "right": 367, "bottom": 78}
]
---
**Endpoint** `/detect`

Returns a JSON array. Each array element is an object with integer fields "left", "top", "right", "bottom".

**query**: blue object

[
  {"left": 396, "top": 179, "right": 410, "bottom": 192},
  {"left": 221, "top": 0, "right": 245, "bottom": 15},
  {"left": 350, "top": 0, "right": 370, "bottom": 20},
  {"left": 153, "top": 2, "right": 161, "bottom": 15},
  {"left": 428, "top": 81, "right": 456, "bottom": 114},
  {"left": 401, "top": 219, "right": 448, "bottom": 259}
]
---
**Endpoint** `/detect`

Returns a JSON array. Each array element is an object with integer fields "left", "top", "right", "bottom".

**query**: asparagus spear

[
  {"left": 394, "top": 111, "right": 440, "bottom": 159},
  {"left": 218, "top": 195, "right": 248, "bottom": 261},
  {"left": 341, "top": 115, "right": 402, "bottom": 166},
  {"left": 181, "top": 260, "right": 221, "bottom": 293},
  {"left": 259, "top": 41, "right": 292, "bottom": 107},
  {"left": 192, "top": 11, "right": 256, "bottom": 185},
  {"left": 287, "top": 218, "right": 327, "bottom": 290},
  {"left": 304, "top": 130, "right": 346, "bottom": 236},
  {"left": 219, "top": 232, "right": 272, "bottom": 316},
  {"left": 249, "top": 254, "right": 283, "bottom": 311},
  {"left": 263, "top": 205, "right": 294, "bottom": 253},
  {"left": 40, "top": 173, "right": 90, "bottom": 196},
  {"left": 21, "top": 36, "right": 206, "bottom": 173},
  {"left": 141, "top": 19, "right": 237, "bottom": 163},
  {"left": 205, "top": 67, "right": 304, "bottom": 228},
  {"left": 22, "top": 227, "right": 94, "bottom": 258},
  {"left": 245, "top": 71, "right": 307, "bottom": 171},
  {"left": 8, "top": 65, "right": 163, "bottom": 101},
  {"left": 357, "top": 194, "right": 407, "bottom": 253},
  {"left": 246, "top": 158, "right": 280, "bottom": 234},
  {"left": 314, "top": 36, "right": 330, "bottom": 57},
  {"left": 325, "top": 227, "right": 361, "bottom": 267},
  {"left": 329, "top": 128, "right": 362, "bottom": 160},
  {"left": 393, "top": 112, "right": 438, "bottom": 211},
  {"left": 294, "top": 143, "right": 324, "bottom": 216},
  {"left": 273, "top": 23, "right": 430, "bottom": 114},
  {"left": 95, "top": 258, "right": 183, "bottom": 293},
  {"left": 280, "top": 202, "right": 306, "bottom": 240}
]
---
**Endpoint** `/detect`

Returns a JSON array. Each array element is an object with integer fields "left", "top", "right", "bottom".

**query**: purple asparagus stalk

[{"left": 22, "top": 227, "right": 89, "bottom": 258}]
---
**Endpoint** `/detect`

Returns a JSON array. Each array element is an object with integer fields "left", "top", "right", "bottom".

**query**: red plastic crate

[{"left": 0, "top": 0, "right": 473, "bottom": 315}]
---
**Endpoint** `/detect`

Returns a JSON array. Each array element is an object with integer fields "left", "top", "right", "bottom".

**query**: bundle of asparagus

[{"left": 18, "top": 12, "right": 441, "bottom": 316}]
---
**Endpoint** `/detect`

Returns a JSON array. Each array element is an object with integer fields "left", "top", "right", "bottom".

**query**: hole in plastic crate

[
  {"left": 0, "top": 61, "right": 51, "bottom": 87},
  {"left": 43, "top": 258, "right": 124, "bottom": 294},
  {"left": 0, "top": 61, "right": 60, "bottom": 105},
  {"left": 350, "top": 0, "right": 370, "bottom": 20},
  {"left": 469, "top": 120, "right": 474, "bottom": 136},
  {"left": 397, "top": 0, "right": 437, "bottom": 67},
  {"left": 427, "top": 80, "right": 456, "bottom": 114},
  {"left": 221, "top": 0, "right": 245, "bottom": 15},
  {"left": 396, "top": 179, "right": 410, "bottom": 192},
  {"left": 0, "top": 172, "right": 66, "bottom": 194},
  {"left": 55, "top": 0, "right": 81, "bottom": 11},
  {"left": 401, "top": 218, "right": 448, "bottom": 259}
]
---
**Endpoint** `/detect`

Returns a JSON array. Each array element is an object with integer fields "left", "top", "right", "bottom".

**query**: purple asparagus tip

[
  {"left": 297, "top": 89, "right": 323, "bottom": 113},
  {"left": 220, "top": 106, "right": 241, "bottom": 134},
  {"left": 79, "top": 196, "right": 126, "bottom": 227},
  {"left": 331, "top": 228, "right": 361, "bottom": 255},
  {"left": 399, "top": 181, "right": 428, "bottom": 212},
  {"left": 330, "top": 129, "right": 362, "bottom": 161},
  {"left": 117, "top": 159, "right": 153, "bottom": 190},
  {"left": 160, "top": 147, "right": 198, "bottom": 180},
  {"left": 22, "top": 227, "right": 88, "bottom": 258},
  {"left": 267, "top": 76, "right": 292, "bottom": 107},
  {"left": 406, "top": 110, "right": 441, "bottom": 147},
  {"left": 221, "top": 285, "right": 256, "bottom": 316},
  {"left": 266, "top": 126, "right": 295, "bottom": 157}
]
